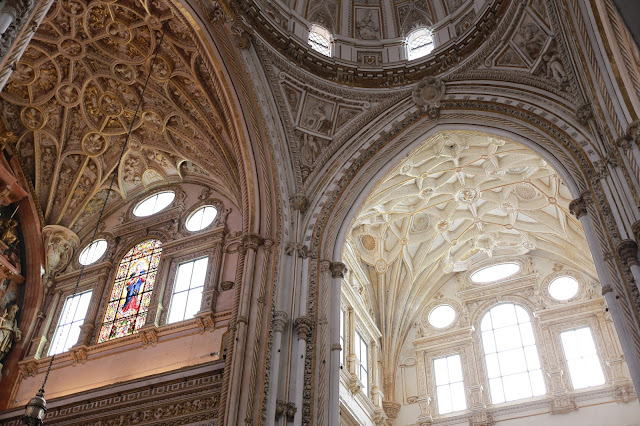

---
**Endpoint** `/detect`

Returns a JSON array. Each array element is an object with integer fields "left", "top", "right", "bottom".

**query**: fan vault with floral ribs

[{"left": 0, "top": 0, "right": 241, "bottom": 236}]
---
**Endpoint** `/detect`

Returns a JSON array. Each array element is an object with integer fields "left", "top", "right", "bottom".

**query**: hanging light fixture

[{"left": 20, "top": 21, "right": 167, "bottom": 425}]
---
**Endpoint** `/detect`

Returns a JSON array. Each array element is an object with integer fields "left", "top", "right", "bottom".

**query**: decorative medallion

[
  {"left": 82, "top": 133, "right": 108, "bottom": 156},
  {"left": 56, "top": 84, "right": 80, "bottom": 106},
  {"left": 361, "top": 234, "right": 376, "bottom": 251},
  {"left": 20, "top": 107, "right": 46, "bottom": 130},
  {"left": 375, "top": 259, "right": 388, "bottom": 274},
  {"left": 59, "top": 38, "right": 84, "bottom": 58}
]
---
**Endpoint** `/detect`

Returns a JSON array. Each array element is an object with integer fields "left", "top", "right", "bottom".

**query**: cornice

[{"left": 230, "top": 0, "right": 511, "bottom": 88}]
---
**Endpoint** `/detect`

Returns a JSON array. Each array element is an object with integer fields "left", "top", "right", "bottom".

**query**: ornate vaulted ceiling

[
  {"left": 0, "top": 0, "right": 240, "bottom": 235},
  {"left": 346, "top": 131, "right": 593, "bottom": 363}
]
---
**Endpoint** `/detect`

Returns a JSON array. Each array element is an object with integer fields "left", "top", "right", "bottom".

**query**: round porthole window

[
  {"left": 548, "top": 276, "right": 579, "bottom": 300},
  {"left": 471, "top": 263, "right": 521, "bottom": 283},
  {"left": 428, "top": 305, "right": 456, "bottom": 328},
  {"left": 78, "top": 239, "right": 108, "bottom": 265},
  {"left": 185, "top": 205, "right": 218, "bottom": 232},
  {"left": 133, "top": 191, "right": 175, "bottom": 217}
]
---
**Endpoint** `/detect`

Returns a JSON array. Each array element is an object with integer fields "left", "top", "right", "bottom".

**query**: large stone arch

[{"left": 303, "top": 101, "right": 640, "bottom": 424}]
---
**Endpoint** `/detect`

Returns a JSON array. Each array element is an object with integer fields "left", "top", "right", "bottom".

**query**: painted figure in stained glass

[
  {"left": 122, "top": 259, "right": 147, "bottom": 313},
  {"left": 98, "top": 239, "right": 162, "bottom": 343}
]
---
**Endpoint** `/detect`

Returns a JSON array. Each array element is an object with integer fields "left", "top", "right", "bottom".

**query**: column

[
  {"left": 328, "top": 262, "right": 346, "bottom": 426},
  {"left": 293, "top": 315, "right": 313, "bottom": 426},
  {"left": 266, "top": 311, "right": 288, "bottom": 422},
  {"left": 226, "top": 233, "right": 262, "bottom": 426},
  {"left": 570, "top": 193, "right": 640, "bottom": 393},
  {"left": 30, "top": 290, "right": 61, "bottom": 359}
]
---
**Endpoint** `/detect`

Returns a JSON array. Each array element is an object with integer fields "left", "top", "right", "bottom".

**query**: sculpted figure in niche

[
  {"left": 543, "top": 51, "right": 566, "bottom": 84},
  {"left": 0, "top": 304, "right": 20, "bottom": 364},
  {"left": 356, "top": 10, "right": 379, "bottom": 40},
  {"left": 299, "top": 133, "right": 323, "bottom": 166},
  {"left": 0, "top": 218, "right": 18, "bottom": 247}
]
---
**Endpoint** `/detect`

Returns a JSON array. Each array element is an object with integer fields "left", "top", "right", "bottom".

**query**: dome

[{"left": 244, "top": 0, "right": 507, "bottom": 86}]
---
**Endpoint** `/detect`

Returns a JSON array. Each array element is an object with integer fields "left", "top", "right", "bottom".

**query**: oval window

[
  {"left": 186, "top": 205, "right": 218, "bottom": 232},
  {"left": 471, "top": 263, "right": 521, "bottom": 283},
  {"left": 428, "top": 305, "right": 456, "bottom": 328},
  {"left": 78, "top": 239, "right": 108, "bottom": 265},
  {"left": 548, "top": 276, "right": 579, "bottom": 300},
  {"left": 133, "top": 191, "right": 175, "bottom": 217}
]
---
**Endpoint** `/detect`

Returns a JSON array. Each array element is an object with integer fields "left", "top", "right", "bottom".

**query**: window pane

[
  {"left": 561, "top": 327, "right": 605, "bottom": 389},
  {"left": 448, "top": 355, "right": 463, "bottom": 383},
  {"left": 450, "top": 382, "right": 466, "bottom": 412},
  {"left": 168, "top": 291, "right": 188, "bottom": 323},
  {"left": 490, "top": 304, "right": 517, "bottom": 328},
  {"left": 485, "top": 353, "right": 501, "bottom": 379},
  {"left": 489, "top": 378, "right": 505, "bottom": 403},
  {"left": 519, "top": 323, "right": 535, "bottom": 346},
  {"left": 482, "top": 303, "right": 545, "bottom": 404},
  {"left": 175, "top": 261, "right": 193, "bottom": 293},
  {"left": 503, "top": 372, "right": 533, "bottom": 401},
  {"left": 529, "top": 369, "right": 546, "bottom": 396},
  {"left": 434, "top": 354, "right": 466, "bottom": 414},
  {"left": 191, "top": 258, "right": 208, "bottom": 288},
  {"left": 498, "top": 348, "right": 527, "bottom": 376},
  {"left": 437, "top": 385, "right": 453, "bottom": 414},
  {"left": 482, "top": 331, "right": 496, "bottom": 354},
  {"left": 49, "top": 291, "right": 93, "bottom": 355},
  {"left": 184, "top": 287, "right": 203, "bottom": 319},
  {"left": 524, "top": 345, "right": 541, "bottom": 370},
  {"left": 494, "top": 325, "right": 522, "bottom": 351},
  {"left": 434, "top": 357, "right": 449, "bottom": 385},
  {"left": 133, "top": 192, "right": 175, "bottom": 217}
]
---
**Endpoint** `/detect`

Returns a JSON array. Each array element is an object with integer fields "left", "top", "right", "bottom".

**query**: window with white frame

[
  {"left": 308, "top": 25, "right": 331, "bottom": 57},
  {"left": 354, "top": 330, "right": 369, "bottom": 395},
  {"left": 340, "top": 308, "right": 345, "bottom": 364},
  {"left": 434, "top": 354, "right": 467, "bottom": 414},
  {"left": 560, "top": 327, "right": 605, "bottom": 389},
  {"left": 49, "top": 291, "right": 93, "bottom": 355},
  {"left": 406, "top": 27, "right": 435, "bottom": 60},
  {"left": 481, "top": 303, "right": 546, "bottom": 404},
  {"left": 167, "top": 257, "right": 208, "bottom": 323}
]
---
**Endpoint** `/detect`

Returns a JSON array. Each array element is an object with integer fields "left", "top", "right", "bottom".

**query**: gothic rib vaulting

[{"left": 0, "top": 0, "right": 640, "bottom": 425}]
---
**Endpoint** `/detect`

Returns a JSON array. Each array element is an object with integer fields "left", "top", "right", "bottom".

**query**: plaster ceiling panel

[{"left": 0, "top": 0, "right": 241, "bottom": 234}]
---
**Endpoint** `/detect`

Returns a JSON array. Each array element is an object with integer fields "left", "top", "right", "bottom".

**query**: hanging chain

[{"left": 38, "top": 24, "right": 168, "bottom": 394}]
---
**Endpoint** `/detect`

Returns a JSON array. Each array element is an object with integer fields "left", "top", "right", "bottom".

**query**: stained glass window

[{"left": 98, "top": 239, "right": 163, "bottom": 343}]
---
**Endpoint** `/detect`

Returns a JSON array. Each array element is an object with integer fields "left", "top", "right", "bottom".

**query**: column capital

[
  {"left": 294, "top": 316, "right": 313, "bottom": 341},
  {"left": 272, "top": 310, "right": 288, "bottom": 333},
  {"left": 617, "top": 239, "right": 639, "bottom": 267},
  {"left": 330, "top": 262, "right": 347, "bottom": 278},
  {"left": 632, "top": 220, "right": 640, "bottom": 242},
  {"left": 242, "top": 233, "right": 263, "bottom": 251},
  {"left": 569, "top": 196, "right": 588, "bottom": 219}
]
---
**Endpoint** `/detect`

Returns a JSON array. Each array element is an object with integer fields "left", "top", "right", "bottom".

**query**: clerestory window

[{"left": 481, "top": 303, "right": 546, "bottom": 403}]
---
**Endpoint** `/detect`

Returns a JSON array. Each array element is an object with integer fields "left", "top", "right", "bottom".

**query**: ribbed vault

[{"left": 346, "top": 131, "right": 594, "bottom": 370}]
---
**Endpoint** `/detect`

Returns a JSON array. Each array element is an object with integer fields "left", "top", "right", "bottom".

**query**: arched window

[
  {"left": 308, "top": 24, "right": 331, "bottom": 57},
  {"left": 406, "top": 28, "right": 435, "bottom": 60},
  {"left": 481, "top": 303, "right": 546, "bottom": 404},
  {"left": 97, "top": 239, "right": 163, "bottom": 343}
]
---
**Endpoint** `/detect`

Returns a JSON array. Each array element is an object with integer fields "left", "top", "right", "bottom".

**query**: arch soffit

[
  {"left": 167, "top": 0, "right": 278, "bottom": 237},
  {"left": 300, "top": 107, "right": 597, "bottom": 261}
]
